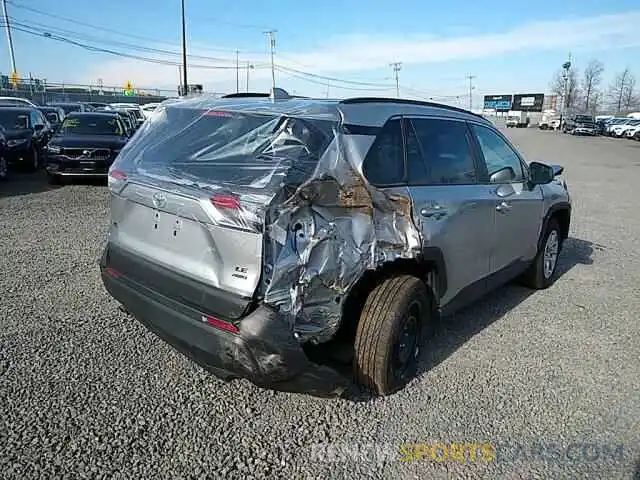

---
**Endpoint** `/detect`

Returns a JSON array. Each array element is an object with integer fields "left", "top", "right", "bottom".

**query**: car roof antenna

[{"left": 270, "top": 87, "right": 291, "bottom": 102}]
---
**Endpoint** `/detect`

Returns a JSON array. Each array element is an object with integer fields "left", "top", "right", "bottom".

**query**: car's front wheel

[
  {"left": 353, "top": 275, "right": 433, "bottom": 395},
  {"left": 0, "top": 156, "right": 8, "bottom": 181},
  {"left": 29, "top": 147, "right": 39, "bottom": 172},
  {"left": 521, "top": 218, "right": 562, "bottom": 289}
]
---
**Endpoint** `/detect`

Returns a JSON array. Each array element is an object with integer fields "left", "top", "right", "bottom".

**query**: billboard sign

[
  {"left": 512, "top": 93, "right": 545, "bottom": 112},
  {"left": 483, "top": 94, "right": 512, "bottom": 111}
]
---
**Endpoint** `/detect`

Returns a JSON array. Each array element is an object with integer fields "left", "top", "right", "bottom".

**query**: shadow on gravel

[
  {"left": 0, "top": 171, "right": 106, "bottom": 198},
  {"left": 0, "top": 171, "right": 61, "bottom": 198},
  {"left": 345, "top": 237, "right": 596, "bottom": 402}
]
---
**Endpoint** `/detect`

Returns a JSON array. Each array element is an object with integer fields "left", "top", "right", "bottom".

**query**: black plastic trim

[{"left": 422, "top": 246, "right": 448, "bottom": 300}]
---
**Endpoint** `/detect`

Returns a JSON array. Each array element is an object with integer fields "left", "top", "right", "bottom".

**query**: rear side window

[
  {"left": 406, "top": 118, "right": 477, "bottom": 185},
  {"left": 362, "top": 119, "right": 404, "bottom": 185}
]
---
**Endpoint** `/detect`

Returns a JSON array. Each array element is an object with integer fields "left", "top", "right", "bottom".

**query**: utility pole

[
  {"left": 2, "top": 0, "right": 17, "bottom": 75},
  {"left": 180, "top": 0, "right": 188, "bottom": 95},
  {"left": 235, "top": 49, "right": 239, "bottom": 93},
  {"left": 389, "top": 62, "right": 401, "bottom": 98},
  {"left": 245, "top": 61, "right": 253, "bottom": 92},
  {"left": 467, "top": 74, "right": 476, "bottom": 110},
  {"left": 560, "top": 53, "right": 572, "bottom": 127},
  {"left": 326, "top": 80, "right": 330, "bottom": 98},
  {"left": 264, "top": 30, "right": 277, "bottom": 92}
]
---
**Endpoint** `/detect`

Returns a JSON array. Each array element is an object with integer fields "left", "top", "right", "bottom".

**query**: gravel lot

[{"left": 1, "top": 129, "right": 639, "bottom": 479}]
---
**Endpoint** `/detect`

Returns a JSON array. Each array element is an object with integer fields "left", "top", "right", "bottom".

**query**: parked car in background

[
  {"left": 623, "top": 123, "right": 640, "bottom": 139},
  {"left": 100, "top": 93, "right": 572, "bottom": 396},
  {"left": 47, "top": 102, "right": 89, "bottom": 115},
  {"left": 112, "top": 111, "right": 135, "bottom": 137},
  {"left": 140, "top": 103, "right": 160, "bottom": 118},
  {"left": 38, "top": 106, "right": 66, "bottom": 132},
  {"left": 0, "top": 97, "right": 37, "bottom": 107},
  {"left": 0, "top": 106, "right": 51, "bottom": 171},
  {"left": 85, "top": 102, "right": 109, "bottom": 110},
  {"left": 0, "top": 125, "right": 8, "bottom": 180},
  {"left": 610, "top": 119, "right": 640, "bottom": 138},
  {"left": 44, "top": 112, "right": 129, "bottom": 184},
  {"left": 109, "top": 103, "right": 145, "bottom": 127},
  {"left": 570, "top": 116, "right": 596, "bottom": 136},
  {"left": 604, "top": 118, "right": 631, "bottom": 136}
]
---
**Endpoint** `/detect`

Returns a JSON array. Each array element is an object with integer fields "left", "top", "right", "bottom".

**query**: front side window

[
  {"left": 0, "top": 111, "right": 29, "bottom": 129},
  {"left": 406, "top": 118, "right": 477, "bottom": 185},
  {"left": 471, "top": 124, "right": 524, "bottom": 183},
  {"left": 362, "top": 119, "right": 405, "bottom": 185}
]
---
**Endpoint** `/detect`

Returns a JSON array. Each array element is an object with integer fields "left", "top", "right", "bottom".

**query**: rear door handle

[
  {"left": 420, "top": 206, "right": 447, "bottom": 219},
  {"left": 496, "top": 201, "right": 512, "bottom": 213}
]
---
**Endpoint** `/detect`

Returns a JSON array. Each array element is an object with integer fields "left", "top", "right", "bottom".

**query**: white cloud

[{"left": 80, "top": 10, "right": 640, "bottom": 96}]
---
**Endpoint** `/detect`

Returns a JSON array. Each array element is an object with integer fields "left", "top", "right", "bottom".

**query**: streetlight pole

[
  {"left": 180, "top": 0, "right": 188, "bottom": 95},
  {"left": 2, "top": 0, "right": 17, "bottom": 75},
  {"left": 235, "top": 49, "right": 239, "bottom": 93},
  {"left": 467, "top": 74, "right": 476, "bottom": 110},
  {"left": 264, "top": 30, "right": 277, "bottom": 92},
  {"left": 560, "top": 55, "right": 572, "bottom": 129}
]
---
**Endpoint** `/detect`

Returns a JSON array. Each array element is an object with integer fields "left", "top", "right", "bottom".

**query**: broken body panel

[{"left": 104, "top": 96, "right": 422, "bottom": 345}]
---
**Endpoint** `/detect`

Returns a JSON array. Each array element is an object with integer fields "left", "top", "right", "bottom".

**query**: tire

[
  {"left": 29, "top": 147, "right": 39, "bottom": 172},
  {"left": 353, "top": 275, "right": 433, "bottom": 395},
  {"left": 521, "top": 218, "right": 562, "bottom": 289},
  {"left": 47, "top": 172, "right": 61, "bottom": 185},
  {"left": 0, "top": 156, "right": 8, "bottom": 181}
]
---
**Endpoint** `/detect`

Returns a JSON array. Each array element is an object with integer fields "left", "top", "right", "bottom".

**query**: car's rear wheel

[
  {"left": 353, "top": 275, "right": 433, "bottom": 395},
  {"left": 521, "top": 218, "right": 561, "bottom": 289}
]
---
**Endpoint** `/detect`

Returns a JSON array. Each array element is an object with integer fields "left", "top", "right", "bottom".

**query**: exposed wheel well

[
  {"left": 551, "top": 208, "right": 571, "bottom": 241},
  {"left": 335, "top": 258, "right": 440, "bottom": 344}
]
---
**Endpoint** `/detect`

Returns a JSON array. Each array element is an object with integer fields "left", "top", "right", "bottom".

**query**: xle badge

[{"left": 232, "top": 266, "right": 248, "bottom": 280}]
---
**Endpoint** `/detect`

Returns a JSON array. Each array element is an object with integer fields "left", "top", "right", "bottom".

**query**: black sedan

[
  {"left": 38, "top": 106, "right": 66, "bottom": 132},
  {"left": 47, "top": 102, "right": 89, "bottom": 115},
  {"left": 0, "top": 106, "right": 51, "bottom": 171},
  {"left": 44, "top": 112, "right": 128, "bottom": 184},
  {"left": 0, "top": 126, "right": 8, "bottom": 180}
]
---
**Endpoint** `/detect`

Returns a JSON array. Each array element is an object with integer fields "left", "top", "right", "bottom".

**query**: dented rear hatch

[{"left": 105, "top": 98, "right": 337, "bottom": 320}]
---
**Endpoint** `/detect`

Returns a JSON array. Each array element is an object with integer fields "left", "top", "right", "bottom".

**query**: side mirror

[
  {"left": 489, "top": 166, "right": 516, "bottom": 184},
  {"left": 529, "top": 162, "right": 554, "bottom": 185}
]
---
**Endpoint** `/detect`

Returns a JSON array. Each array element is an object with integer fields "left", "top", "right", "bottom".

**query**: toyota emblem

[{"left": 152, "top": 192, "right": 167, "bottom": 208}]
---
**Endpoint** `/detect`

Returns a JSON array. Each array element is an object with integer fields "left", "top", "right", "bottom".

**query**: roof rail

[
  {"left": 340, "top": 97, "right": 484, "bottom": 119},
  {"left": 221, "top": 92, "right": 270, "bottom": 98}
]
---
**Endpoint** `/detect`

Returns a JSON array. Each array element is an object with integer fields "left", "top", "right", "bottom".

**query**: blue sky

[{"left": 2, "top": 0, "right": 640, "bottom": 105}]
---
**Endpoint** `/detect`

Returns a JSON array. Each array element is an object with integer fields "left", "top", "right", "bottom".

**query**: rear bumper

[{"left": 99, "top": 248, "right": 347, "bottom": 397}]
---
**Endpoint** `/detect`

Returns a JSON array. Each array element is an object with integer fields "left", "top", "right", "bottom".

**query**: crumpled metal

[{"left": 110, "top": 95, "right": 422, "bottom": 343}]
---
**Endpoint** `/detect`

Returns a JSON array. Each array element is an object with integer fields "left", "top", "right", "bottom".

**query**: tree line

[{"left": 550, "top": 60, "right": 639, "bottom": 115}]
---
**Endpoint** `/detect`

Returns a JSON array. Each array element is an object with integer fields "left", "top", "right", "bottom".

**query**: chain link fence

[{"left": 0, "top": 75, "right": 175, "bottom": 105}]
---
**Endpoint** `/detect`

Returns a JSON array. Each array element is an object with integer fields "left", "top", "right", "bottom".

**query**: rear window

[
  {"left": 60, "top": 116, "right": 123, "bottom": 136},
  {"left": 0, "top": 110, "right": 29, "bottom": 129},
  {"left": 119, "top": 107, "right": 336, "bottom": 190}
]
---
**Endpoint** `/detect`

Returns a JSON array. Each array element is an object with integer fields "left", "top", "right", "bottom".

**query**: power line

[
  {"left": 274, "top": 67, "right": 393, "bottom": 92},
  {"left": 4, "top": 22, "right": 256, "bottom": 70},
  {"left": 275, "top": 64, "right": 394, "bottom": 88},
  {"left": 6, "top": 0, "right": 267, "bottom": 55}
]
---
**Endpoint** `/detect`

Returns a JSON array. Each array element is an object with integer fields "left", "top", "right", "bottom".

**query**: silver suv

[{"left": 100, "top": 91, "right": 571, "bottom": 396}]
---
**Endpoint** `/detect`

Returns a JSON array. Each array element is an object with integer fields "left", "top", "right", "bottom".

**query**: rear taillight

[
  {"left": 109, "top": 169, "right": 127, "bottom": 181},
  {"left": 210, "top": 193, "right": 241, "bottom": 210},
  {"left": 108, "top": 169, "right": 128, "bottom": 193},
  {"left": 201, "top": 315, "right": 239, "bottom": 334}
]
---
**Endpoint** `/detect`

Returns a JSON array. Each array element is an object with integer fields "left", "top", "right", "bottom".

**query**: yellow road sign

[
  {"left": 124, "top": 80, "right": 133, "bottom": 92},
  {"left": 10, "top": 71, "right": 18, "bottom": 88}
]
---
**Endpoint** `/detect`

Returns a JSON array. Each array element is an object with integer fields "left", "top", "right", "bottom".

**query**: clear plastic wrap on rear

[{"left": 109, "top": 96, "right": 421, "bottom": 343}]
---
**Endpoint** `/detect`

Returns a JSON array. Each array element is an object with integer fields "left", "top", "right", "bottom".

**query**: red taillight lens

[
  {"left": 210, "top": 194, "right": 240, "bottom": 210},
  {"left": 109, "top": 169, "right": 127, "bottom": 181},
  {"left": 105, "top": 267, "right": 121, "bottom": 278},
  {"left": 201, "top": 315, "right": 239, "bottom": 334}
]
